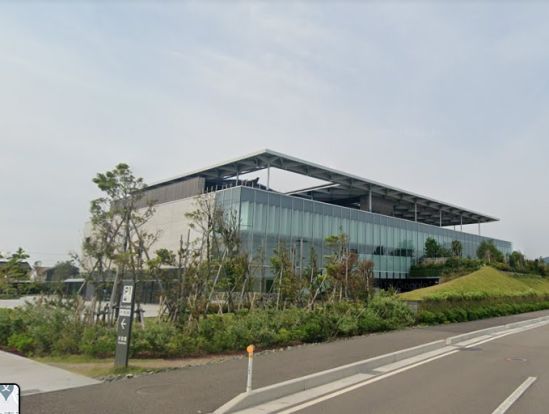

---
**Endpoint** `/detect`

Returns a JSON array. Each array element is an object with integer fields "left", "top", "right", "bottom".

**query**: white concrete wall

[
  {"left": 82, "top": 194, "right": 212, "bottom": 263},
  {"left": 141, "top": 195, "right": 204, "bottom": 253}
]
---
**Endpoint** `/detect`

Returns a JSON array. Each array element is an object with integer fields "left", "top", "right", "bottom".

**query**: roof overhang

[{"left": 146, "top": 149, "right": 499, "bottom": 227}]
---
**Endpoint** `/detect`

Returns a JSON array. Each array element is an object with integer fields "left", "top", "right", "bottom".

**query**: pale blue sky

[{"left": 1, "top": 2, "right": 548, "bottom": 265}]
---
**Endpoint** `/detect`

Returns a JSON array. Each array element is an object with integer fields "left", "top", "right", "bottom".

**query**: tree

[
  {"left": 148, "top": 194, "right": 251, "bottom": 322},
  {"left": 424, "top": 238, "right": 454, "bottom": 258},
  {"left": 476, "top": 240, "right": 504, "bottom": 264},
  {"left": 424, "top": 237, "right": 440, "bottom": 258},
  {"left": 325, "top": 232, "right": 374, "bottom": 302},
  {"left": 79, "top": 163, "right": 157, "bottom": 322},
  {"left": 509, "top": 251, "right": 526, "bottom": 273},
  {"left": 48, "top": 260, "right": 80, "bottom": 282},
  {"left": 148, "top": 242, "right": 199, "bottom": 322},
  {"left": 271, "top": 243, "right": 302, "bottom": 309},
  {"left": 451, "top": 240, "right": 463, "bottom": 258},
  {"left": 0, "top": 248, "right": 31, "bottom": 281}
]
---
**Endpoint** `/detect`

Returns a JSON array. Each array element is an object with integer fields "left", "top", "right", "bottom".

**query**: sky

[{"left": 1, "top": 1, "right": 548, "bottom": 266}]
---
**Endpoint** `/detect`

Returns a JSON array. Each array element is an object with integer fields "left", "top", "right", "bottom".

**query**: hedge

[{"left": 0, "top": 293, "right": 414, "bottom": 358}]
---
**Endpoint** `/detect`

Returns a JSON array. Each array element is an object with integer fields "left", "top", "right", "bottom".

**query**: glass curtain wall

[{"left": 216, "top": 186, "right": 512, "bottom": 282}]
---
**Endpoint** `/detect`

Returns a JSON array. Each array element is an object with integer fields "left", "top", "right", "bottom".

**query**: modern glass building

[{"left": 142, "top": 150, "right": 512, "bottom": 287}]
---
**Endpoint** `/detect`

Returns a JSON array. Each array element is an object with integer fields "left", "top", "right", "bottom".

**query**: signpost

[{"left": 115, "top": 280, "right": 136, "bottom": 368}]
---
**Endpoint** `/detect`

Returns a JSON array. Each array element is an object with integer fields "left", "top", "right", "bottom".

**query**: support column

[
  {"left": 478, "top": 221, "right": 481, "bottom": 236},
  {"left": 460, "top": 215, "right": 463, "bottom": 232},
  {"left": 266, "top": 163, "right": 271, "bottom": 191},
  {"left": 414, "top": 202, "right": 417, "bottom": 222},
  {"left": 439, "top": 210, "right": 442, "bottom": 227},
  {"left": 368, "top": 189, "right": 372, "bottom": 212}
]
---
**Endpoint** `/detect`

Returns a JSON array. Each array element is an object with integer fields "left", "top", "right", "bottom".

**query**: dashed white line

[{"left": 491, "top": 376, "right": 537, "bottom": 414}]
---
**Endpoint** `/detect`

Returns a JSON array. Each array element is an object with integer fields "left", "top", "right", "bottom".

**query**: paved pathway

[
  {"left": 0, "top": 351, "right": 99, "bottom": 395},
  {"left": 0, "top": 295, "right": 160, "bottom": 315}
]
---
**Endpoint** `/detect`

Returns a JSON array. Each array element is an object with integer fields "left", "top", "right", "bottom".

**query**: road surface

[
  {"left": 293, "top": 323, "right": 549, "bottom": 414},
  {"left": 22, "top": 310, "right": 549, "bottom": 414}
]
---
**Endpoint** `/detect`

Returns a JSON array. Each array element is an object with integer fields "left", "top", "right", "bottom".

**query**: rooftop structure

[
  {"left": 145, "top": 149, "right": 497, "bottom": 228},
  {"left": 138, "top": 150, "right": 511, "bottom": 283}
]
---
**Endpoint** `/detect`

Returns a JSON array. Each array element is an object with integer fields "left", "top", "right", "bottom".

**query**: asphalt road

[
  {"left": 22, "top": 310, "right": 549, "bottom": 414},
  {"left": 295, "top": 322, "right": 549, "bottom": 414}
]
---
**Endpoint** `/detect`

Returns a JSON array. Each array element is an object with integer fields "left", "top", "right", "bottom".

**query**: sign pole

[
  {"left": 246, "top": 344, "right": 255, "bottom": 392},
  {"left": 114, "top": 280, "right": 136, "bottom": 368}
]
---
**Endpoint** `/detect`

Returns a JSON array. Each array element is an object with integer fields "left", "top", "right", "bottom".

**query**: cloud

[{"left": 1, "top": 1, "right": 549, "bottom": 264}]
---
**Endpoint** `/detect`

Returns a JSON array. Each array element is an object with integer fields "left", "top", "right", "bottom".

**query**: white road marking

[
  {"left": 276, "top": 350, "right": 460, "bottom": 414},
  {"left": 491, "top": 377, "right": 537, "bottom": 414},
  {"left": 235, "top": 374, "right": 375, "bottom": 414},
  {"left": 276, "top": 323, "right": 548, "bottom": 414},
  {"left": 229, "top": 320, "right": 549, "bottom": 414},
  {"left": 372, "top": 346, "right": 454, "bottom": 373}
]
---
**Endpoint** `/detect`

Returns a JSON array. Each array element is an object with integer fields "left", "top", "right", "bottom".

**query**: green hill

[{"left": 400, "top": 266, "right": 549, "bottom": 301}]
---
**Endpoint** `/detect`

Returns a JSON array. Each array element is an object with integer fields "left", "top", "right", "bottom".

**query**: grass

[
  {"left": 400, "top": 266, "right": 549, "bottom": 301},
  {"left": 35, "top": 354, "right": 228, "bottom": 378}
]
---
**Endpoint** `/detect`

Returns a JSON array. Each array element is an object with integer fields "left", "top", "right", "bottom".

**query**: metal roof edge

[{"left": 144, "top": 149, "right": 500, "bottom": 222}]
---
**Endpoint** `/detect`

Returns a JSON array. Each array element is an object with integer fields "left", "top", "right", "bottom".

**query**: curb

[
  {"left": 214, "top": 339, "right": 445, "bottom": 413},
  {"left": 445, "top": 315, "right": 549, "bottom": 345},
  {"left": 215, "top": 315, "right": 549, "bottom": 414}
]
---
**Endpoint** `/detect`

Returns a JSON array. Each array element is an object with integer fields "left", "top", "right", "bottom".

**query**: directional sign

[
  {"left": 115, "top": 280, "right": 136, "bottom": 368},
  {"left": 0, "top": 383, "right": 19, "bottom": 413}
]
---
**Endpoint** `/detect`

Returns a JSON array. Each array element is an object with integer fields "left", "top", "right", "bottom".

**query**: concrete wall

[
  {"left": 140, "top": 195, "right": 204, "bottom": 253},
  {"left": 82, "top": 194, "right": 211, "bottom": 266}
]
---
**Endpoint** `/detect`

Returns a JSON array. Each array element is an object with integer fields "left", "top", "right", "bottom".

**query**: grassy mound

[{"left": 400, "top": 266, "right": 549, "bottom": 301}]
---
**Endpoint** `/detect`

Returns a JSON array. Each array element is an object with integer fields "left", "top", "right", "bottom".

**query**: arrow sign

[
  {"left": 1, "top": 385, "right": 14, "bottom": 401},
  {"left": 115, "top": 280, "right": 136, "bottom": 368}
]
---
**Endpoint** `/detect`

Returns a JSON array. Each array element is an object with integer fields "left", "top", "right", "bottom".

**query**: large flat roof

[{"left": 146, "top": 149, "right": 499, "bottom": 227}]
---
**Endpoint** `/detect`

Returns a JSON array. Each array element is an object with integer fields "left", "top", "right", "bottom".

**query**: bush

[
  {"left": 7, "top": 333, "right": 35, "bottom": 354},
  {"left": 357, "top": 309, "right": 386, "bottom": 332},
  {"left": 132, "top": 321, "right": 180, "bottom": 357},
  {"left": 444, "top": 307, "right": 468, "bottom": 322},
  {"left": 418, "top": 298, "right": 549, "bottom": 325},
  {"left": 53, "top": 322, "right": 83, "bottom": 354},
  {"left": 410, "top": 257, "right": 483, "bottom": 278},
  {"left": 6, "top": 292, "right": 544, "bottom": 358},
  {"left": 0, "top": 303, "right": 86, "bottom": 356},
  {"left": 416, "top": 309, "right": 450, "bottom": 324},
  {"left": 79, "top": 325, "right": 116, "bottom": 357},
  {"left": 369, "top": 292, "right": 415, "bottom": 328},
  {"left": 0, "top": 309, "right": 15, "bottom": 345}
]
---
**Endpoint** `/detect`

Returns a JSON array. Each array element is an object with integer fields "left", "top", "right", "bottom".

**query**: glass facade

[{"left": 216, "top": 186, "right": 512, "bottom": 281}]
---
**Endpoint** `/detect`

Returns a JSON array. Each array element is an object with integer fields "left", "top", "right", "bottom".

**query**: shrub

[
  {"left": 410, "top": 257, "right": 483, "bottom": 278},
  {"left": 172, "top": 333, "right": 199, "bottom": 356},
  {"left": 445, "top": 307, "right": 467, "bottom": 322},
  {"left": 416, "top": 310, "right": 437, "bottom": 325},
  {"left": 357, "top": 309, "right": 386, "bottom": 332},
  {"left": 418, "top": 298, "right": 549, "bottom": 325},
  {"left": 369, "top": 292, "right": 415, "bottom": 328},
  {"left": 0, "top": 291, "right": 499, "bottom": 359},
  {"left": 80, "top": 325, "right": 116, "bottom": 357},
  {"left": 7, "top": 333, "right": 35, "bottom": 354},
  {"left": 132, "top": 321, "right": 179, "bottom": 357},
  {"left": 0, "top": 309, "right": 14, "bottom": 345},
  {"left": 53, "top": 321, "right": 84, "bottom": 354}
]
